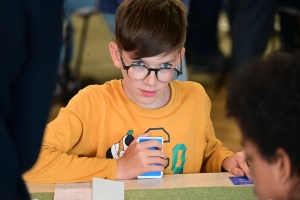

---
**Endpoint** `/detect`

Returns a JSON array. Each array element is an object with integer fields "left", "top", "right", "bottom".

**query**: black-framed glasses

[{"left": 118, "top": 48, "right": 183, "bottom": 83}]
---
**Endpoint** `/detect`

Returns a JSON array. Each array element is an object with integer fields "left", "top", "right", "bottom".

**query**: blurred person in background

[
  {"left": 277, "top": 0, "right": 300, "bottom": 53},
  {"left": 0, "top": 0, "right": 62, "bottom": 199},
  {"left": 226, "top": 0, "right": 278, "bottom": 73},
  {"left": 185, "top": 0, "right": 226, "bottom": 74}
]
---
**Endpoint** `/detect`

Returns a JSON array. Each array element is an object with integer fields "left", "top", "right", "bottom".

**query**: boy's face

[
  {"left": 243, "top": 139, "right": 292, "bottom": 199},
  {"left": 109, "top": 42, "right": 184, "bottom": 109}
]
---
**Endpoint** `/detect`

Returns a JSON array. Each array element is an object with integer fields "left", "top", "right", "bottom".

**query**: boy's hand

[
  {"left": 116, "top": 132, "right": 167, "bottom": 179},
  {"left": 221, "top": 151, "right": 251, "bottom": 178}
]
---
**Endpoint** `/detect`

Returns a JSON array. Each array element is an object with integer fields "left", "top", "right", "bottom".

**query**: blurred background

[{"left": 50, "top": 0, "right": 300, "bottom": 153}]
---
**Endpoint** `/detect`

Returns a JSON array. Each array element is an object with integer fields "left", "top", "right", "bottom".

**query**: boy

[
  {"left": 24, "top": 0, "right": 248, "bottom": 183},
  {"left": 227, "top": 52, "right": 300, "bottom": 199}
]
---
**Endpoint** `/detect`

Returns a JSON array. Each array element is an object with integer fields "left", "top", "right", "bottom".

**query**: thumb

[
  {"left": 144, "top": 131, "right": 151, "bottom": 137},
  {"left": 131, "top": 132, "right": 151, "bottom": 145},
  {"left": 136, "top": 131, "right": 151, "bottom": 138}
]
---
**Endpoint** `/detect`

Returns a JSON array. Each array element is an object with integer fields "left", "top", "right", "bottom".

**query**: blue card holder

[{"left": 137, "top": 137, "right": 163, "bottom": 178}]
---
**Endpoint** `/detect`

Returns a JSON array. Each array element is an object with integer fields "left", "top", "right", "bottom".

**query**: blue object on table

[
  {"left": 229, "top": 176, "right": 253, "bottom": 185},
  {"left": 137, "top": 137, "right": 164, "bottom": 178}
]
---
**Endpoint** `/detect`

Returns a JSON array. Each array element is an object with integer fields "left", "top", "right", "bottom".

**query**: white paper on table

[
  {"left": 92, "top": 178, "right": 124, "bottom": 200},
  {"left": 54, "top": 182, "right": 92, "bottom": 200},
  {"left": 54, "top": 179, "right": 124, "bottom": 200}
]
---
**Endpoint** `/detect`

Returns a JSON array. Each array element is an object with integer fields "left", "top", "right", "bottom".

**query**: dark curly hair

[{"left": 226, "top": 51, "right": 300, "bottom": 176}]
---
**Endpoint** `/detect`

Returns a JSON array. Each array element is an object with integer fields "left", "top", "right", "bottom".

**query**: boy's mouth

[{"left": 140, "top": 90, "right": 156, "bottom": 97}]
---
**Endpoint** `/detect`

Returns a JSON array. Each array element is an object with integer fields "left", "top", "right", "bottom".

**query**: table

[{"left": 26, "top": 173, "right": 256, "bottom": 199}]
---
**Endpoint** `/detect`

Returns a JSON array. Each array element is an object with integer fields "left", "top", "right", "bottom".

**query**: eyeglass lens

[{"left": 127, "top": 65, "right": 177, "bottom": 83}]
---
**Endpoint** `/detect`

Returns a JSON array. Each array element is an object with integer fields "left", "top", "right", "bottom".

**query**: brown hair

[{"left": 115, "top": 0, "right": 187, "bottom": 59}]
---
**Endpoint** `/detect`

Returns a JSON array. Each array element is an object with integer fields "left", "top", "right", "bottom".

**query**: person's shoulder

[
  {"left": 172, "top": 81, "right": 210, "bottom": 106},
  {"left": 72, "top": 80, "right": 122, "bottom": 100},
  {"left": 69, "top": 80, "right": 122, "bottom": 105},
  {"left": 173, "top": 80, "right": 206, "bottom": 93},
  {"left": 85, "top": 79, "right": 122, "bottom": 93}
]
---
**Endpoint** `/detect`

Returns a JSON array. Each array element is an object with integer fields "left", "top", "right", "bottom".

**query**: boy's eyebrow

[
  {"left": 130, "top": 57, "right": 177, "bottom": 64},
  {"left": 161, "top": 59, "right": 176, "bottom": 64}
]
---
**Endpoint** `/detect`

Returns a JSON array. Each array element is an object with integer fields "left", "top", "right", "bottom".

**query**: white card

[{"left": 92, "top": 178, "right": 124, "bottom": 200}]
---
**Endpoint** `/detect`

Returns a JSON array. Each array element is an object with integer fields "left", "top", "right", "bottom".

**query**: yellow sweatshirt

[{"left": 23, "top": 80, "right": 233, "bottom": 183}]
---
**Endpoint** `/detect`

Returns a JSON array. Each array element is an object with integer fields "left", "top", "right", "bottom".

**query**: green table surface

[{"left": 31, "top": 186, "right": 257, "bottom": 200}]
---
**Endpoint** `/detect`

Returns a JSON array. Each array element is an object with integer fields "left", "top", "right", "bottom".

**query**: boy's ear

[
  {"left": 181, "top": 47, "right": 185, "bottom": 57},
  {"left": 109, "top": 42, "right": 122, "bottom": 69},
  {"left": 273, "top": 148, "right": 292, "bottom": 186},
  {"left": 178, "top": 47, "right": 185, "bottom": 64}
]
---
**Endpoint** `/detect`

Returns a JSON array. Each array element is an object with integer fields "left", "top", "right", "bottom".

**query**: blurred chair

[
  {"left": 73, "top": 7, "right": 98, "bottom": 73},
  {"left": 58, "top": 0, "right": 97, "bottom": 105}
]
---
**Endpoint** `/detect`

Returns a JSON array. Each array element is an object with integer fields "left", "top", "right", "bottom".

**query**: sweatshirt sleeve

[
  {"left": 200, "top": 94, "right": 234, "bottom": 173},
  {"left": 23, "top": 86, "right": 118, "bottom": 183}
]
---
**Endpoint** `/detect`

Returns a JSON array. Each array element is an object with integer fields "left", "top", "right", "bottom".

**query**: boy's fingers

[
  {"left": 146, "top": 157, "right": 168, "bottom": 166},
  {"left": 139, "top": 140, "right": 163, "bottom": 150},
  {"left": 238, "top": 162, "right": 250, "bottom": 178},
  {"left": 232, "top": 167, "right": 245, "bottom": 177},
  {"left": 235, "top": 152, "right": 251, "bottom": 178},
  {"left": 146, "top": 149, "right": 167, "bottom": 158}
]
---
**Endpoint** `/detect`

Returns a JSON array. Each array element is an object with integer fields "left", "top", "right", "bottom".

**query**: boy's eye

[
  {"left": 160, "top": 63, "right": 172, "bottom": 68},
  {"left": 132, "top": 61, "right": 145, "bottom": 66}
]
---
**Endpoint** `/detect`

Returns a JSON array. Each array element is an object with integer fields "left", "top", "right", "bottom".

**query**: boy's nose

[{"left": 143, "top": 71, "right": 157, "bottom": 85}]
